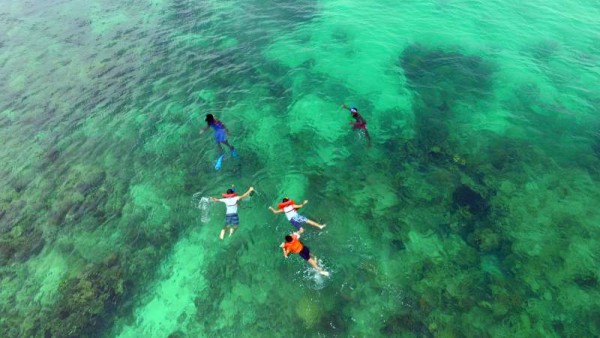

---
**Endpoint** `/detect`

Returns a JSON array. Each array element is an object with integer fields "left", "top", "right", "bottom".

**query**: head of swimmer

[
  {"left": 285, "top": 235, "right": 294, "bottom": 242},
  {"left": 205, "top": 114, "right": 215, "bottom": 124},
  {"left": 282, "top": 197, "right": 289, "bottom": 203},
  {"left": 226, "top": 188, "right": 234, "bottom": 194}
]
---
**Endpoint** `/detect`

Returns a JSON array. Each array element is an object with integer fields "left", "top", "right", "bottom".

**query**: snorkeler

[
  {"left": 280, "top": 232, "right": 329, "bottom": 276},
  {"left": 341, "top": 104, "right": 371, "bottom": 146},
  {"left": 211, "top": 186, "right": 254, "bottom": 240},
  {"left": 268, "top": 198, "right": 325, "bottom": 234},
  {"left": 200, "top": 114, "right": 237, "bottom": 170}
]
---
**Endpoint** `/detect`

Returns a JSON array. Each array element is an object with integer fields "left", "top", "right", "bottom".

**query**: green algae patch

[
  {"left": 45, "top": 257, "right": 130, "bottom": 338},
  {"left": 296, "top": 295, "right": 323, "bottom": 328}
]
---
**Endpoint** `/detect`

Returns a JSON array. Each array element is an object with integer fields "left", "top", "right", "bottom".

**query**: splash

[
  {"left": 192, "top": 193, "right": 211, "bottom": 223},
  {"left": 300, "top": 258, "right": 331, "bottom": 290}
]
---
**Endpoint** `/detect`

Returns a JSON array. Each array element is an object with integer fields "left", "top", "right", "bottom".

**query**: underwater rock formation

[
  {"left": 44, "top": 256, "right": 130, "bottom": 338},
  {"left": 400, "top": 43, "right": 494, "bottom": 106},
  {"left": 0, "top": 225, "right": 44, "bottom": 265},
  {"left": 452, "top": 184, "right": 490, "bottom": 218},
  {"left": 400, "top": 43, "right": 495, "bottom": 152},
  {"left": 381, "top": 312, "right": 427, "bottom": 336},
  {"left": 469, "top": 227, "right": 500, "bottom": 252}
]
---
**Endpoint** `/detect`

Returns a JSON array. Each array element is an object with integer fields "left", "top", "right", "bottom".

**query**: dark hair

[
  {"left": 205, "top": 114, "right": 215, "bottom": 123},
  {"left": 226, "top": 189, "right": 234, "bottom": 194},
  {"left": 282, "top": 197, "right": 289, "bottom": 202},
  {"left": 285, "top": 235, "right": 293, "bottom": 242}
]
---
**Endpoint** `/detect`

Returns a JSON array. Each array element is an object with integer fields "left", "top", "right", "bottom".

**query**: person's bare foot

[
  {"left": 220, "top": 231, "right": 225, "bottom": 240},
  {"left": 320, "top": 270, "right": 330, "bottom": 276},
  {"left": 319, "top": 224, "right": 327, "bottom": 230}
]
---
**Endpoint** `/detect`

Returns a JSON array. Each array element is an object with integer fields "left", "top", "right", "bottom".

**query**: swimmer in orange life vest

[
  {"left": 280, "top": 232, "right": 329, "bottom": 276},
  {"left": 268, "top": 198, "right": 326, "bottom": 234},
  {"left": 211, "top": 186, "right": 254, "bottom": 240}
]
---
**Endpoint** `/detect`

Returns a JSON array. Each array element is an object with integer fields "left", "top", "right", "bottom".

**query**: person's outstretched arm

[
  {"left": 292, "top": 200, "right": 308, "bottom": 209},
  {"left": 280, "top": 243, "right": 289, "bottom": 257},
  {"left": 210, "top": 197, "right": 221, "bottom": 202},
  {"left": 268, "top": 206, "right": 283, "bottom": 214},
  {"left": 200, "top": 125, "right": 210, "bottom": 134},
  {"left": 238, "top": 187, "right": 254, "bottom": 200}
]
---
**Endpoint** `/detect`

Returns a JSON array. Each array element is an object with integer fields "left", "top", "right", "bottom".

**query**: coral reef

[
  {"left": 44, "top": 255, "right": 130, "bottom": 337},
  {"left": 452, "top": 184, "right": 490, "bottom": 218},
  {"left": 401, "top": 43, "right": 494, "bottom": 106},
  {"left": 1, "top": 1, "right": 599, "bottom": 338}
]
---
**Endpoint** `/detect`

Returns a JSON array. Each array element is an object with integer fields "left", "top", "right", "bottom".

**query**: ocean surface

[{"left": 1, "top": 0, "right": 600, "bottom": 337}]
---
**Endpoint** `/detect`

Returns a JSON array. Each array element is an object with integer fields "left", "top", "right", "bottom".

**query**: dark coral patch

[{"left": 452, "top": 185, "right": 489, "bottom": 217}]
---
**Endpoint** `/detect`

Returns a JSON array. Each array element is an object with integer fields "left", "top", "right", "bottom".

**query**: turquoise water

[{"left": 1, "top": 0, "right": 600, "bottom": 336}]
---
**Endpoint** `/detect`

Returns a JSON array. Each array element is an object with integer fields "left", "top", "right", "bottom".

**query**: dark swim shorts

[
  {"left": 225, "top": 213, "right": 239, "bottom": 226},
  {"left": 299, "top": 246, "right": 310, "bottom": 261}
]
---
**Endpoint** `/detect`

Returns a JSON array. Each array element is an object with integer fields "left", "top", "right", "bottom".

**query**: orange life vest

[
  {"left": 222, "top": 192, "right": 237, "bottom": 198},
  {"left": 278, "top": 199, "right": 295, "bottom": 209},
  {"left": 284, "top": 234, "right": 303, "bottom": 254}
]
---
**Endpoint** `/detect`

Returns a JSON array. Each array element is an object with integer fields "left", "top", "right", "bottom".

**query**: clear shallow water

[{"left": 1, "top": 0, "right": 600, "bottom": 336}]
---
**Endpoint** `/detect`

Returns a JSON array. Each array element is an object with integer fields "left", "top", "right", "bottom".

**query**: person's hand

[
  {"left": 303, "top": 200, "right": 308, "bottom": 205},
  {"left": 249, "top": 187, "right": 254, "bottom": 191},
  {"left": 199, "top": 129, "right": 205, "bottom": 135}
]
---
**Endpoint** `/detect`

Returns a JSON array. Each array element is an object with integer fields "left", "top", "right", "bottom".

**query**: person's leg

[
  {"left": 216, "top": 142, "right": 224, "bottom": 155},
  {"left": 228, "top": 214, "right": 239, "bottom": 236},
  {"left": 364, "top": 129, "right": 371, "bottom": 147},
  {"left": 290, "top": 219, "right": 306, "bottom": 234},
  {"left": 220, "top": 226, "right": 228, "bottom": 240},
  {"left": 306, "top": 219, "right": 326, "bottom": 230},
  {"left": 223, "top": 140, "right": 237, "bottom": 157},
  {"left": 301, "top": 247, "right": 328, "bottom": 276},
  {"left": 307, "top": 257, "right": 329, "bottom": 276},
  {"left": 222, "top": 140, "right": 235, "bottom": 151}
]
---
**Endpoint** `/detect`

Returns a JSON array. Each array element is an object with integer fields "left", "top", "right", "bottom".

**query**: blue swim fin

[{"left": 215, "top": 154, "right": 225, "bottom": 171}]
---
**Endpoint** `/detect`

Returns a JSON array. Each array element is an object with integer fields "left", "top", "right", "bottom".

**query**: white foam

[
  {"left": 302, "top": 258, "right": 331, "bottom": 290},
  {"left": 192, "top": 193, "right": 211, "bottom": 223}
]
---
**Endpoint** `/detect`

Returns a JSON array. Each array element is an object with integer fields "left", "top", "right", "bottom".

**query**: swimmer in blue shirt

[
  {"left": 200, "top": 114, "right": 237, "bottom": 169},
  {"left": 200, "top": 114, "right": 237, "bottom": 155}
]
